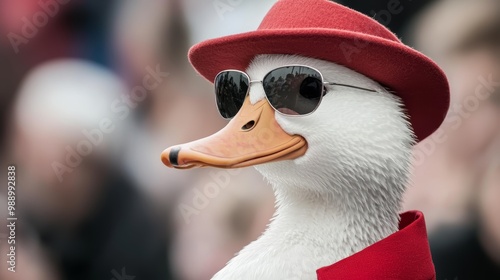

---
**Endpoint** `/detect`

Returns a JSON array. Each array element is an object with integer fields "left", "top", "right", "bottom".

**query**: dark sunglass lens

[
  {"left": 263, "top": 66, "right": 323, "bottom": 115},
  {"left": 215, "top": 71, "right": 249, "bottom": 119}
]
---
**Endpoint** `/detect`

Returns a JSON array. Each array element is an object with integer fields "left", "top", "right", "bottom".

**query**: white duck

[
  {"left": 163, "top": 54, "right": 413, "bottom": 280},
  {"left": 161, "top": 1, "right": 448, "bottom": 279}
]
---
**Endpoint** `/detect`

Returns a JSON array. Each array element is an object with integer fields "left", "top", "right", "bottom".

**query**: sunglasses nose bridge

[
  {"left": 247, "top": 80, "right": 270, "bottom": 110},
  {"left": 248, "top": 80, "right": 263, "bottom": 94}
]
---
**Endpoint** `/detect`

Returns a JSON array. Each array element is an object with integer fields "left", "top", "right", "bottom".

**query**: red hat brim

[{"left": 189, "top": 28, "right": 449, "bottom": 142}]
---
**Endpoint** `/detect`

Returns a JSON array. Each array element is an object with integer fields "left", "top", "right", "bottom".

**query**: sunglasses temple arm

[{"left": 325, "top": 82, "right": 377, "bottom": 92}]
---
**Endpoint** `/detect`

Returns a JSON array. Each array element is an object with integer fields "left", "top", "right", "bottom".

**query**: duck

[{"left": 160, "top": 1, "right": 449, "bottom": 279}]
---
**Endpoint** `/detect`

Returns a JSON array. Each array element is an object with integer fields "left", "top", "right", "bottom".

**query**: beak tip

[
  {"left": 160, "top": 149, "right": 173, "bottom": 168},
  {"left": 161, "top": 146, "right": 182, "bottom": 168}
]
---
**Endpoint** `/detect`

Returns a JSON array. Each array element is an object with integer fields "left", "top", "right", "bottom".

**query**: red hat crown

[{"left": 258, "top": 0, "right": 398, "bottom": 43}]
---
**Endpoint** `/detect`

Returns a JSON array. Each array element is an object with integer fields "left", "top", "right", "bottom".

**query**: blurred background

[{"left": 0, "top": 0, "right": 498, "bottom": 279}]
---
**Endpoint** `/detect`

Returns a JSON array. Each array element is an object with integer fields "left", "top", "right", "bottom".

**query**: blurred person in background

[
  {"left": 0, "top": 42, "right": 22, "bottom": 151},
  {"left": 181, "top": 0, "right": 276, "bottom": 43},
  {"left": 430, "top": 141, "right": 500, "bottom": 279},
  {"left": 0, "top": 0, "right": 117, "bottom": 66},
  {"left": 112, "top": 0, "right": 220, "bottom": 201},
  {"left": 0, "top": 0, "right": 119, "bottom": 161},
  {"left": 112, "top": 1, "right": 275, "bottom": 278},
  {"left": 403, "top": 0, "right": 500, "bottom": 278},
  {"left": 6, "top": 59, "right": 173, "bottom": 280}
]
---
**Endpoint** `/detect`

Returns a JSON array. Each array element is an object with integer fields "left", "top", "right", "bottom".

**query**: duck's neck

[
  {"left": 290, "top": 186, "right": 400, "bottom": 246},
  {"left": 269, "top": 186, "right": 401, "bottom": 261},
  {"left": 212, "top": 183, "right": 403, "bottom": 280}
]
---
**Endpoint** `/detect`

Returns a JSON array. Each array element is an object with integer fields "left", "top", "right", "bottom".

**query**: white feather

[{"left": 212, "top": 55, "right": 415, "bottom": 280}]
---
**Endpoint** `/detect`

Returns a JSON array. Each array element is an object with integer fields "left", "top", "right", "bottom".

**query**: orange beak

[{"left": 161, "top": 96, "right": 307, "bottom": 169}]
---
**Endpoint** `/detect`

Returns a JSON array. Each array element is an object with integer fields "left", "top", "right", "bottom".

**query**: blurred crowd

[{"left": 0, "top": 0, "right": 498, "bottom": 280}]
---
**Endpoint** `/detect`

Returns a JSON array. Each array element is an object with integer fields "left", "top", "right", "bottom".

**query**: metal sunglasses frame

[{"left": 214, "top": 64, "right": 377, "bottom": 119}]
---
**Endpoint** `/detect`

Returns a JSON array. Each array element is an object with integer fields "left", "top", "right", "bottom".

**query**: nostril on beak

[{"left": 241, "top": 120, "right": 256, "bottom": 131}]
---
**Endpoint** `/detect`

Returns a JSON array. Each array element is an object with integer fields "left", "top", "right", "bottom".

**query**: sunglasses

[{"left": 214, "top": 65, "right": 377, "bottom": 119}]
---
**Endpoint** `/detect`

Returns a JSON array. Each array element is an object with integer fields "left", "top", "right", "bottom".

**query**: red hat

[{"left": 188, "top": 0, "right": 450, "bottom": 142}]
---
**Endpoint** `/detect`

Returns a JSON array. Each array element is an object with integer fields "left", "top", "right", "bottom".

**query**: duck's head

[
  {"left": 161, "top": 54, "right": 414, "bottom": 197},
  {"left": 160, "top": 0, "right": 450, "bottom": 202}
]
